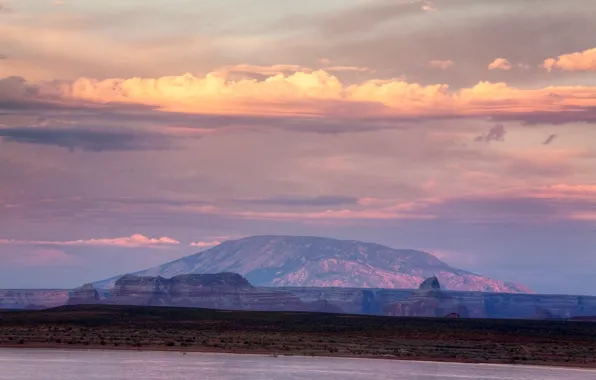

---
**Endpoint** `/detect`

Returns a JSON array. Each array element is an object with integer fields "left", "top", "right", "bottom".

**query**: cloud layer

[
  {"left": 543, "top": 48, "right": 596, "bottom": 72},
  {"left": 0, "top": 234, "right": 180, "bottom": 248},
  {"left": 3, "top": 69, "right": 596, "bottom": 125}
]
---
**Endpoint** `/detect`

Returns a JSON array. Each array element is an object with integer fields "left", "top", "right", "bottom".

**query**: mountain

[{"left": 94, "top": 235, "right": 531, "bottom": 293}]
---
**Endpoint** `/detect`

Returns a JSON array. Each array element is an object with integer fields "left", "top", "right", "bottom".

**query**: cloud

[
  {"left": 421, "top": 1, "right": 438, "bottom": 12},
  {"left": 323, "top": 66, "right": 372, "bottom": 73},
  {"left": 428, "top": 60, "right": 454, "bottom": 70},
  {"left": 488, "top": 58, "right": 512, "bottom": 70},
  {"left": 0, "top": 54, "right": 6, "bottom": 60},
  {"left": 165, "top": 183, "right": 596, "bottom": 224},
  {"left": 543, "top": 47, "right": 596, "bottom": 72},
  {"left": 25, "top": 71, "right": 596, "bottom": 124},
  {"left": 0, "top": 76, "right": 98, "bottom": 112},
  {"left": 474, "top": 124, "right": 506, "bottom": 143},
  {"left": 241, "top": 195, "right": 359, "bottom": 207},
  {"left": 214, "top": 64, "right": 372, "bottom": 77},
  {"left": 189, "top": 240, "right": 222, "bottom": 248},
  {"left": 277, "top": 1, "right": 437, "bottom": 37},
  {"left": 5, "top": 58, "right": 596, "bottom": 131},
  {"left": 214, "top": 64, "right": 310, "bottom": 77},
  {"left": 0, "top": 127, "right": 170, "bottom": 152},
  {"left": 543, "top": 134, "right": 557, "bottom": 145},
  {"left": 0, "top": 234, "right": 180, "bottom": 248}
]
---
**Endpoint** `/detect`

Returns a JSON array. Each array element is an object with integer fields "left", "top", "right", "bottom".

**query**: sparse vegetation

[{"left": 0, "top": 305, "right": 595, "bottom": 368}]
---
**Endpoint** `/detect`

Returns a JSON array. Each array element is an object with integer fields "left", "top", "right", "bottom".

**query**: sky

[{"left": 0, "top": 0, "right": 595, "bottom": 294}]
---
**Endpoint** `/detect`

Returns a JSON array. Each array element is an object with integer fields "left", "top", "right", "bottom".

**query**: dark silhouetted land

[{"left": 1, "top": 305, "right": 596, "bottom": 368}]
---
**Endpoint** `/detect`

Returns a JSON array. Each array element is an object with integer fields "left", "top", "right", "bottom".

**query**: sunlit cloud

[
  {"left": 0, "top": 234, "right": 180, "bottom": 248},
  {"left": 543, "top": 47, "right": 596, "bottom": 72},
  {"left": 488, "top": 58, "right": 512, "bottom": 71},
  {"left": 4, "top": 69, "right": 594, "bottom": 124}
]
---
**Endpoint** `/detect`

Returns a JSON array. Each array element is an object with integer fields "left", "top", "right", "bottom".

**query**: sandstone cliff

[
  {"left": 0, "top": 289, "right": 69, "bottom": 310},
  {"left": 67, "top": 283, "right": 100, "bottom": 305},
  {"left": 94, "top": 273, "right": 342, "bottom": 313},
  {"left": 382, "top": 276, "right": 469, "bottom": 317}
]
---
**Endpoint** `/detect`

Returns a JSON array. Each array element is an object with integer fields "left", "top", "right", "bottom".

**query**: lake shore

[
  {"left": 2, "top": 343, "right": 596, "bottom": 370},
  {"left": 1, "top": 305, "right": 596, "bottom": 370}
]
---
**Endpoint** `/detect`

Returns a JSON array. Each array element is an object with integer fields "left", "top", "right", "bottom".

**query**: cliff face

[
  {"left": 93, "top": 235, "right": 531, "bottom": 293},
  {"left": 0, "top": 290, "right": 70, "bottom": 310},
  {"left": 5, "top": 275, "right": 596, "bottom": 320},
  {"left": 98, "top": 273, "right": 341, "bottom": 313},
  {"left": 382, "top": 277, "right": 469, "bottom": 317},
  {"left": 67, "top": 284, "right": 100, "bottom": 305}
]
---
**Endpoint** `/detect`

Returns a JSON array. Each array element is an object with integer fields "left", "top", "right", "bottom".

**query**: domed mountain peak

[{"left": 93, "top": 235, "right": 531, "bottom": 293}]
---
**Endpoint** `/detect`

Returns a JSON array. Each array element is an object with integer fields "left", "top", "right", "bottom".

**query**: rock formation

[
  {"left": 0, "top": 289, "right": 69, "bottom": 310},
  {"left": 382, "top": 277, "right": 469, "bottom": 317},
  {"left": 67, "top": 283, "right": 99, "bottom": 305},
  {"left": 3, "top": 279, "right": 596, "bottom": 320},
  {"left": 83, "top": 273, "right": 342, "bottom": 313}
]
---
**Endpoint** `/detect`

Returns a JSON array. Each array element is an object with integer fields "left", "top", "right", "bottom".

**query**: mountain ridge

[{"left": 94, "top": 235, "right": 531, "bottom": 293}]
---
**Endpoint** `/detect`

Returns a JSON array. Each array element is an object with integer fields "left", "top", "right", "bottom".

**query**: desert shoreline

[
  {"left": 2, "top": 305, "right": 596, "bottom": 371},
  {"left": 1, "top": 343, "right": 596, "bottom": 370}
]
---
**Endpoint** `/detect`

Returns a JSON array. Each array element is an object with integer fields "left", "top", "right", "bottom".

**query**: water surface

[{"left": 0, "top": 348, "right": 594, "bottom": 380}]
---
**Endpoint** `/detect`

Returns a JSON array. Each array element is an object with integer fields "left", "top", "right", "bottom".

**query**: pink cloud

[
  {"left": 543, "top": 47, "right": 596, "bottom": 72},
  {"left": 0, "top": 234, "right": 180, "bottom": 248},
  {"left": 428, "top": 60, "right": 454, "bottom": 70},
  {"left": 488, "top": 58, "right": 512, "bottom": 70},
  {"left": 189, "top": 240, "right": 222, "bottom": 248},
  {"left": 421, "top": 1, "right": 437, "bottom": 12}
]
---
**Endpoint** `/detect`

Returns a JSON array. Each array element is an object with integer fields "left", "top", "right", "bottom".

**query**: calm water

[{"left": 0, "top": 349, "right": 594, "bottom": 380}]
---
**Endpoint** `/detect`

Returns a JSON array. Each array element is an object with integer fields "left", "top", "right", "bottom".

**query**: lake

[{"left": 0, "top": 348, "right": 594, "bottom": 379}]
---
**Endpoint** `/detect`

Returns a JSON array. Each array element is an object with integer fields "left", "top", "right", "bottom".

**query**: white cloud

[{"left": 0, "top": 234, "right": 180, "bottom": 248}]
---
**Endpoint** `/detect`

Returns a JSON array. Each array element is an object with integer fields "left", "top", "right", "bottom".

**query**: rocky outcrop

[
  {"left": 93, "top": 235, "right": 531, "bottom": 293},
  {"left": 5, "top": 275, "right": 596, "bottom": 320},
  {"left": 0, "top": 289, "right": 69, "bottom": 310},
  {"left": 67, "top": 284, "right": 100, "bottom": 305},
  {"left": 78, "top": 273, "right": 341, "bottom": 313},
  {"left": 382, "top": 277, "right": 469, "bottom": 317},
  {"left": 419, "top": 276, "right": 441, "bottom": 291}
]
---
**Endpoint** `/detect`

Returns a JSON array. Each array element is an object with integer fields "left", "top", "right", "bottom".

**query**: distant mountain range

[{"left": 94, "top": 235, "right": 531, "bottom": 293}]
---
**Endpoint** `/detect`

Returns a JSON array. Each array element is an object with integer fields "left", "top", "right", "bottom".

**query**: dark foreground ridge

[{"left": 1, "top": 305, "right": 596, "bottom": 369}]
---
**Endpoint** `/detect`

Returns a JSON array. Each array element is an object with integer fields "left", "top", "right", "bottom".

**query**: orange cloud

[
  {"left": 543, "top": 47, "right": 596, "bottom": 72},
  {"left": 11, "top": 68, "right": 596, "bottom": 122},
  {"left": 488, "top": 58, "right": 512, "bottom": 70},
  {"left": 0, "top": 234, "right": 180, "bottom": 248},
  {"left": 428, "top": 60, "right": 454, "bottom": 70}
]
